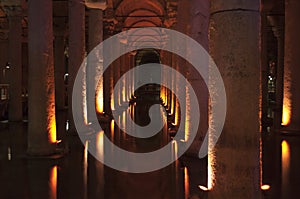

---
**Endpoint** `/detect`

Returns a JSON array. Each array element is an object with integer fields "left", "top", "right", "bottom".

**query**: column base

[{"left": 27, "top": 143, "right": 65, "bottom": 158}]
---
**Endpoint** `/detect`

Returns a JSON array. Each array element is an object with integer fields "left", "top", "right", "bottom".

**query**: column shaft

[
  {"left": 209, "top": 0, "right": 261, "bottom": 197},
  {"left": 68, "top": 0, "right": 86, "bottom": 132},
  {"left": 283, "top": 0, "right": 300, "bottom": 131},
  {"left": 8, "top": 14, "right": 23, "bottom": 121},
  {"left": 27, "top": 0, "right": 57, "bottom": 155}
]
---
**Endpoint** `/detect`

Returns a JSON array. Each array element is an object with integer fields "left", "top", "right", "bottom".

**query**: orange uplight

[
  {"left": 261, "top": 184, "right": 271, "bottom": 191},
  {"left": 48, "top": 100, "right": 57, "bottom": 144},
  {"left": 184, "top": 86, "right": 190, "bottom": 141},
  {"left": 282, "top": 101, "right": 291, "bottom": 126},
  {"left": 96, "top": 82, "right": 104, "bottom": 113},
  {"left": 50, "top": 166, "right": 57, "bottom": 199},
  {"left": 282, "top": 71, "right": 292, "bottom": 126}
]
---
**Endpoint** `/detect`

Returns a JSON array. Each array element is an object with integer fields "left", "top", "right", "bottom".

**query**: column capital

[{"left": 1, "top": 0, "right": 22, "bottom": 17}]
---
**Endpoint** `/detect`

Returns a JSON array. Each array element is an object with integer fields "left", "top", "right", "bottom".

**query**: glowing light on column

[
  {"left": 184, "top": 85, "right": 190, "bottom": 141},
  {"left": 96, "top": 77, "right": 104, "bottom": 113},
  {"left": 282, "top": 67, "right": 292, "bottom": 126},
  {"left": 50, "top": 166, "right": 58, "bottom": 199},
  {"left": 48, "top": 92, "right": 57, "bottom": 144}
]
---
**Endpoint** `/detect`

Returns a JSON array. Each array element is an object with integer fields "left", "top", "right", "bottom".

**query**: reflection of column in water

[
  {"left": 281, "top": 140, "right": 290, "bottom": 198},
  {"left": 49, "top": 166, "right": 58, "bottom": 199},
  {"left": 184, "top": 167, "right": 190, "bottom": 199},
  {"left": 83, "top": 140, "right": 88, "bottom": 199}
]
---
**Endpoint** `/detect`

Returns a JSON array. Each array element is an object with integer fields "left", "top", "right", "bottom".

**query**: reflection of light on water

[
  {"left": 172, "top": 140, "right": 178, "bottom": 161},
  {"left": 184, "top": 167, "right": 189, "bottom": 199},
  {"left": 282, "top": 140, "right": 290, "bottom": 194},
  {"left": 50, "top": 166, "right": 57, "bottom": 199},
  {"left": 7, "top": 147, "right": 11, "bottom": 161},
  {"left": 84, "top": 140, "right": 88, "bottom": 199},
  {"left": 96, "top": 131, "right": 104, "bottom": 160}
]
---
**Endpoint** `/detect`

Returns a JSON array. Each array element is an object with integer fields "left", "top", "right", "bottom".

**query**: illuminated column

[
  {"left": 282, "top": 0, "right": 300, "bottom": 131},
  {"left": 268, "top": 16, "right": 284, "bottom": 130},
  {"left": 3, "top": 1, "right": 23, "bottom": 121},
  {"left": 87, "top": 7, "right": 104, "bottom": 121},
  {"left": 54, "top": 19, "right": 66, "bottom": 110},
  {"left": 176, "top": 0, "right": 209, "bottom": 155},
  {"left": 209, "top": 0, "right": 261, "bottom": 197},
  {"left": 68, "top": 0, "right": 86, "bottom": 132},
  {"left": 27, "top": 0, "right": 57, "bottom": 155}
]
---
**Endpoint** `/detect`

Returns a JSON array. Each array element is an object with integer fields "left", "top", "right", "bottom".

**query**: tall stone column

[
  {"left": 68, "top": 0, "right": 86, "bottom": 132},
  {"left": 176, "top": 0, "right": 209, "bottom": 155},
  {"left": 27, "top": 0, "right": 57, "bottom": 155},
  {"left": 87, "top": 8, "right": 104, "bottom": 122},
  {"left": 209, "top": 0, "right": 261, "bottom": 197},
  {"left": 54, "top": 19, "right": 66, "bottom": 110},
  {"left": 282, "top": 0, "right": 300, "bottom": 131},
  {"left": 3, "top": 1, "right": 23, "bottom": 121}
]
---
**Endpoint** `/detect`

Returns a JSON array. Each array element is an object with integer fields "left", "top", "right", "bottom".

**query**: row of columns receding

[{"left": 2, "top": 0, "right": 300, "bottom": 197}]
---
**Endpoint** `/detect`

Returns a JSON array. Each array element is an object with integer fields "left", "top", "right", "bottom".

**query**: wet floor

[{"left": 0, "top": 100, "right": 300, "bottom": 198}]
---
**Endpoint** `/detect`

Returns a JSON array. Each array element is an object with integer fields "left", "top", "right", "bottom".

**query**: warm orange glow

[
  {"left": 184, "top": 86, "right": 190, "bottom": 141},
  {"left": 48, "top": 102, "right": 57, "bottom": 144},
  {"left": 261, "top": 184, "right": 271, "bottom": 191},
  {"left": 172, "top": 140, "right": 178, "bottom": 161},
  {"left": 281, "top": 140, "right": 290, "bottom": 196},
  {"left": 184, "top": 167, "right": 190, "bottom": 199},
  {"left": 282, "top": 60, "right": 292, "bottom": 126},
  {"left": 282, "top": 101, "right": 291, "bottom": 126},
  {"left": 207, "top": 102, "right": 215, "bottom": 190},
  {"left": 173, "top": 100, "right": 180, "bottom": 126},
  {"left": 50, "top": 166, "right": 57, "bottom": 199},
  {"left": 96, "top": 131, "right": 104, "bottom": 160},
  {"left": 122, "top": 79, "right": 126, "bottom": 103},
  {"left": 282, "top": 140, "right": 290, "bottom": 169},
  {"left": 96, "top": 81, "right": 104, "bottom": 113},
  {"left": 198, "top": 185, "right": 209, "bottom": 191},
  {"left": 207, "top": 151, "right": 214, "bottom": 190},
  {"left": 110, "top": 120, "right": 115, "bottom": 140}
]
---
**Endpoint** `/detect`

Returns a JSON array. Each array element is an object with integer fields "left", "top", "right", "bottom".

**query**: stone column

[
  {"left": 209, "top": 0, "right": 261, "bottom": 198},
  {"left": 268, "top": 16, "right": 285, "bottom": 130},
  {"left": 282, "top": 0, "right": 300, "bottom": 131},
  {"left": 176, "top": 0, "right": 209, "bottom": 156},
  {"left": 3, "top": 2, "right": 23, "bottom": 121},
  {"left": 87, "top": 8, "right": 104, "bottom": 122},
  {"left": 68, "top": 0, "right": 86, "bottom": 132},
  {"left": 27, "top": 0, "right": 57, "bottom": 155},
  {"left": 260, "top": 13, "right": 269, "bottom": 132},
  {"left": 54, "top": 19, "right": 66, "bottom": 110}
]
